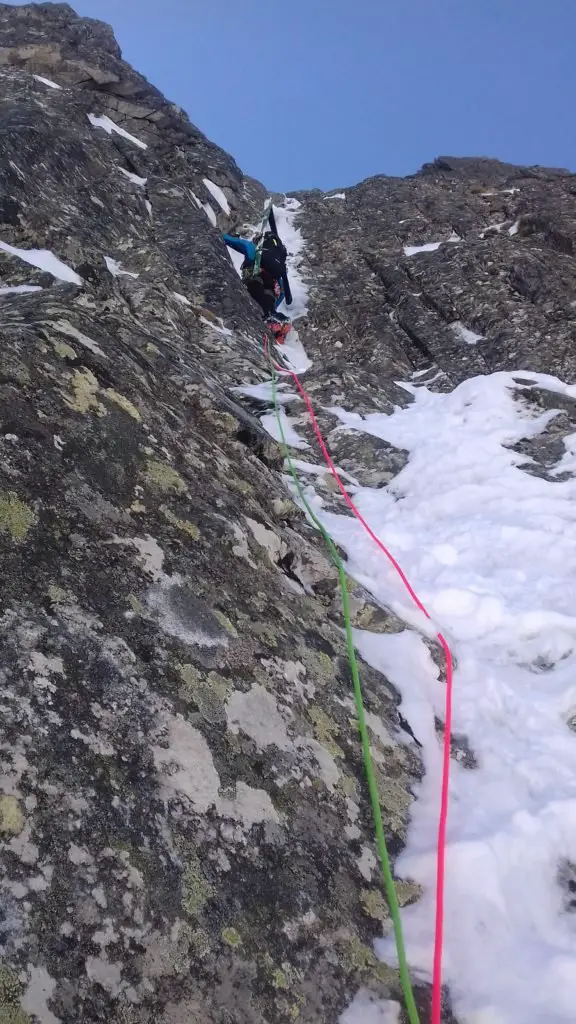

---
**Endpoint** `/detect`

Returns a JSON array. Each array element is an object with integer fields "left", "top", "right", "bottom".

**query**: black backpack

[{"left": 260, "top": 233, "right": 287, "bottom": 279}]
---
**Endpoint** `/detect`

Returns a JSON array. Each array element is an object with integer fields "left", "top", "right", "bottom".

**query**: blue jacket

[
  {"left": 223, "top": 233, "right": 292, "bottom": 309},
  {"left": 223, "top": 235, "right": 257, "bottom": 263}
]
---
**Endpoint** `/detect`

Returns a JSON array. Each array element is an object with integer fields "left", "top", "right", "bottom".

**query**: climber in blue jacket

[{"left": 223, "top": 222, "right": 292, "bottom": 320}]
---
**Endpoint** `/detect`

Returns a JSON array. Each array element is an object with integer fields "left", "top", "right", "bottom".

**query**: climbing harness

[
  {"left": 266, "top": 338, "right": 421, "bottom": 1024},
  {"left": 266, "top": 333, "right": 455, "bottom": 1024}
]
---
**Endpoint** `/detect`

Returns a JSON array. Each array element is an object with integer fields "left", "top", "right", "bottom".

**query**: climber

[{"left": 223, "top": 213, "right": 292, "bottom": 323}]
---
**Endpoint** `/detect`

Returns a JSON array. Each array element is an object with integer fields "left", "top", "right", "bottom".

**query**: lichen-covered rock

[{"left": 0, "top": 5, "right": 422, "bottom": 1023}]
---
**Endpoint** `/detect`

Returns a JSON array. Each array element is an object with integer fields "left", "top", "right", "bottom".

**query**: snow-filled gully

[{"left": 251, "top": 199, "right": 576, "bottom": 1024}]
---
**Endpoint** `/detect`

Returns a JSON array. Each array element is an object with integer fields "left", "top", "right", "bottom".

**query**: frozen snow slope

[
  {"left": 266, "top": 345, "right": 576, "bottom": 1021},
  {"left": 252, "top": 181, "right": 576, "bottom": 1022},
  {"left": 262, "top": 163, "right": 576, "bottom": 1024}
]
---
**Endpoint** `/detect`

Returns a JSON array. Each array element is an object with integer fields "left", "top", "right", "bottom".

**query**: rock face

[{"left": 0, "top": 4, "right": 575, "bottom": 1024}]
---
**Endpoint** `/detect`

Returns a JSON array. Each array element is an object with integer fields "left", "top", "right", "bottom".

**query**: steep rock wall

[
  {"left": 0, "top": 4, "right": 576, "bottom": 1024},
  {"left": 0, "top": 5, "right": 423, "bottom": 1024}
]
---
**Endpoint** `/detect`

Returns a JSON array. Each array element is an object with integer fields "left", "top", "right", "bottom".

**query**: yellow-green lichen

[
  {"left": 337, "top": 933, "right": 398, "bottom": 985},
  {"left": 308, "top": 707, "right": 344, "bottom": 759},
  {"left": 0, "top": 493, "right": 37, "bottom": 542},
  {"left": 287, "top": 998, "right": 304, "bottom": 1020},
  {"left": 316, "top": 651, "right": 335, "bottom": 676},
  {"left": 354, "top": 603, "right": 404, "bottom": 634},
  {"left": 51, "top": 339, "right": 77, "bottom": 359},
  {"left": 47, "top": 584, "right": 71, "bottom": 606},
  {"left": 204, "top": 410, "right": 238, "bottom": 434},
  {"left": 177, "top": 666, "right": 231, "bottom": 724},
  {"left": 213, "top": 610, "right": 238, "bottom": 637},
  {"left": 0, "top": 796, "right": 24, "bottom": 836},
  {"left": 144, "top": 342, "right": 160, "bottom": 356},
  {"left": 143, "top": 460, "right": 187, "bottom": 495},
  {"left": 176, "top": 662, "right": 201, "bottom": 689},
  {"left": 298, "top": 647, "right": 335, "bottom": 684},
  {"left": 266, "top": 962, "right": 301, "bottom": 995},
  {"left": 338, "top": 933, "right": 377, "bottom": 971},
  {"left": 252, "top": 623, "right": 279, "bottom": 649},
  {"left": 182, "top": 856, "right": 213, "bottom": 918},
  {"left": 271, "top": 968, "right": 289, "bottom": 990},
  {"left": 228, "top": 477, "right": 253, "bottom": 496},
  {"left": 104, "top": 389, "right": 141, "bottom": 422},
  {"left": 375, "top": 769, "right": 413, "bottom": 838},
  {"left": 221, "top": 927, "right": 242, "bottom": 948},
  {"left": 361, "top": 888, "right": 389, "bottom": 920},
  {"left": 339, "top": 773, "right": 358, "bottom": 799},
  {"left": 161, "top": 505, "right": 200, "bottom": 541},
  {"left": 0, "top": 966, "right": 30, "bottom": 1024},
  {"left": 4, "top": 362, "right": 30, "bottom": 386},
  {"left": 64, "top": 367, "right": 106, "bottom": 416},
  {"left": 396, "top": 879, "right": 423, "bottom": 907},
  {"left": 127, "top": 594, "right": 145, "bottom": 616},
  {"left": 271, "top": 498, "right": 295, "bottom": 518}
]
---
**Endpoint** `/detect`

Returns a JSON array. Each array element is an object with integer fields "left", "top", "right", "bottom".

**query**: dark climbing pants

[{"left": 246, "top": 275, "right": 276, "bottom": 317}]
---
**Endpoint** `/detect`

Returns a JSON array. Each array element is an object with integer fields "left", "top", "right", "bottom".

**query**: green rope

[{"left": 268, "top": 351, "right": 420, "bottom": 1024}]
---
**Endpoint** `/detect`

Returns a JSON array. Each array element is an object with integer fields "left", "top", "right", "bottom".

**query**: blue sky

[{"left": 10, "top": 0, "right": 575, "bottom": 191}]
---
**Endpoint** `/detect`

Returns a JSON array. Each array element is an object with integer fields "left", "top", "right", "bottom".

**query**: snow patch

[
  {"left": 261, "top": 408, "right": 310, "bottom": 449},
  {"left": 227, "top": 245, "right": 244, "bottom": 276},
  {"left": 480, "top": 220, "right": 508, "bottom": 237},
  {"left": 0, "top": 284, "right": 42, "bottom": 296},
  {"left": 291, "top": 457, "right": 360, "bottom": 486},
  {"left": 104, "top": 256, "right": 139, "bottom": 279},
  {"left": 199, "top": 315, "right": 232, "bottom": 337},
  {"left": 172, "top": 292, "right": 191, "bottom": 306},
  {"left": 119, "top": 167, "right": 147, "bottom": 187},
  {"left": 271, "top": 198, "right": 309, "bottom": 319},
  {"left": 509, "top": 220, "right": 520, "bottom": 236},
  {"left": 404, "top": 241, "right": 442, "bottom": 256},
  {"left": 202, "top": 203, "right": 217, "bottom": 227},
  {"left": 481, "top": 188, "right": 520, "bottom": 197},
  {"left": 279, "top": 327, "right": 312, "bottom": 373},
  {"left": 33, "top": 75, "right": 61, "bottom": 90},
  {"left": 233, "top": 381, "right": 297, "bottom": 405},
  {"left": 477, "top": 188, "right": 518, "bottom": 197},
  {"left": 451, "top": 321, "right": 485, "bottom": 345},
  {"left": 53, "top": 320, "right": 106, "bottom": 358},
  {"left": 0, "top": 241, "right": 82, "bottom": 285},
  {"left": 202, "top": 178, "right": 230, "bottom": 214},
  {"left": 308, "top": 369, "right": 576, "bottom": 1023},
  {"left": 323, "top": 192, "right": 346, "bottom": 201},
  {"left": 404, "top": 235, "right": 460, "bottom": 257},
  {"left": 87, "top": 113, "right": 147, "bottom": 150},
  {"left": 341, "top": 990, "right": 400, "bottom": 1024}
]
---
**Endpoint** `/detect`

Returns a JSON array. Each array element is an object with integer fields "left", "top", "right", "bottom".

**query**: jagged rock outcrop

[
  {"left": 0, "top": 5, "right": 575, "bottom": 1024},
  {"left": 282, "top": 158, "right": 576, "bottom": 485}
]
